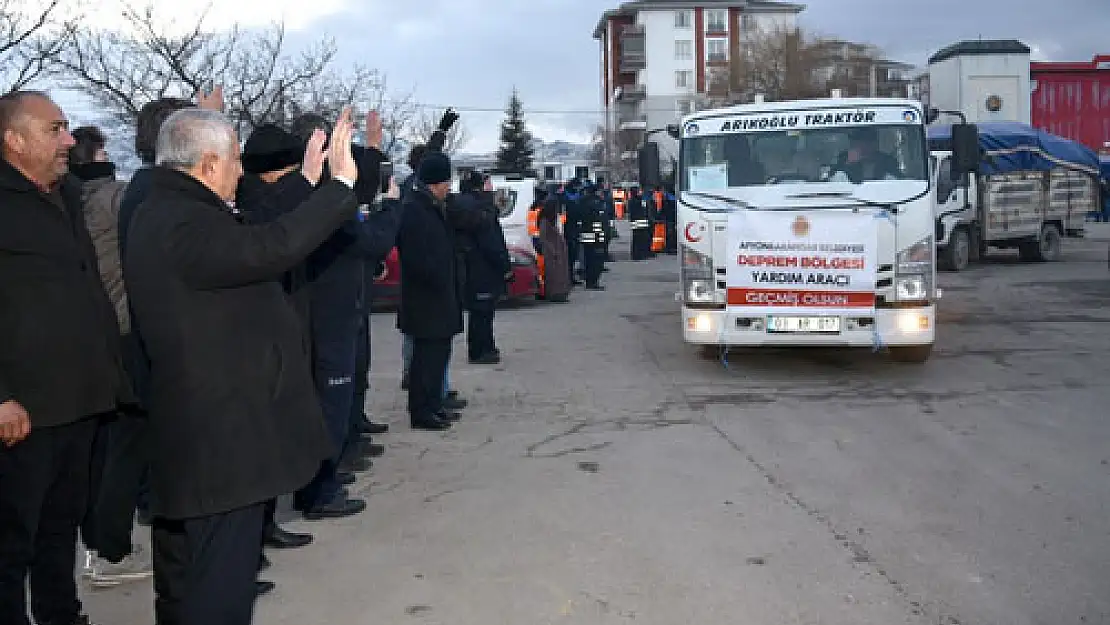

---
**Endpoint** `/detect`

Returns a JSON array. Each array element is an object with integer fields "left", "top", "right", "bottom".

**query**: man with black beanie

[
  {"left": 397, "top": 152, "right": 462, "bottom": 431},
  {"left": 236, "top": 123, "right": 323, "bottom": 558}
]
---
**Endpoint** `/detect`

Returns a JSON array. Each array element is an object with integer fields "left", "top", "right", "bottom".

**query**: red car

[{"left": 371, "top": 245, "right": 541, "bottom": 309}]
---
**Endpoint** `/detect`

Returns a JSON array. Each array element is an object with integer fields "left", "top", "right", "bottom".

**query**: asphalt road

[{"left": 83, "top": 226, "right": 1110, "bottom": 625}]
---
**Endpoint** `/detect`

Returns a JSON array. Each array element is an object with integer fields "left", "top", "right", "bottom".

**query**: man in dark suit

[
  {"left": 397, "top": 152, "right": 464, "bottom": 431},
  {"left": 0, "top": 90, "right": 132, "bottom": 625},
  {"left": 124, "top": 107, "right": 361, "bottom": 623}
]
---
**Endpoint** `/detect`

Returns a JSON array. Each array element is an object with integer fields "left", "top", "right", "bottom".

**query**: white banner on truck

[
  {"left": 725, "top": 210, "right": 879, "bottom": 313},
  {"left": 685, "top": 106, "right": 922, "bottom": 137}
]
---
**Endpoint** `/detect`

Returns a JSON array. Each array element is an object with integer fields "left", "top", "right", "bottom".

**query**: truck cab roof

[{"left": 681, "top": 97, "right": 924, "bottom": 125}]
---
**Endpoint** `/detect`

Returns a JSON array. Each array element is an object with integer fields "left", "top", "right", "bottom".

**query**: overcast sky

[{"left": 58, "top": 0, "right": 1110, "bottom": 154}]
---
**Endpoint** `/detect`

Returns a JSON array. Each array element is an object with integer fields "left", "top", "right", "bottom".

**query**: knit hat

[
  {"left": 418, "top": 152, "right": 452, "bottom": 185},
  {"left": 242, "top": 124, "right": 303, "bottom": 174}
]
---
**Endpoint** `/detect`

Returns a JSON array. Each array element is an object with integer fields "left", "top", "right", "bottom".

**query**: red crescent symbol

[{"left": 684, "top": 222, "right": 702, "bottom": 243}]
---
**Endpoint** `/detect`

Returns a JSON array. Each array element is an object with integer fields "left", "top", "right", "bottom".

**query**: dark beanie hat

[
  {"left": 242, "top": 124, "right": 303, "bottom": 175},
  {"left": 418, "top": 152, "right": 452, "bottom": 185}
]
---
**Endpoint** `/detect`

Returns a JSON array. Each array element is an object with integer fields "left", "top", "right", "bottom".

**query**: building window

[
  {"left": 677, "top": 99, "right": 696, "bottom": 116},
  {"left": 707, "top": 38, "right": 727, "bottom": 61},
  {"left": 740, "top": 13, "right": 755, "bottom": 33},
  {"left": 675, "top": 40, "right": 692, "bottom": 60},
  {"left": 706, "top": 9, "right": 727, "bottom": 32},
  {"left": 674, "top": 10, "right": 691, "bottom": 28},
  {"left": 675, "top": 70, "right": 694, "bottom": 89}
]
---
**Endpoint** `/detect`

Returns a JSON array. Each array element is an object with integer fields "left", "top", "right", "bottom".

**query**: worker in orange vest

[{"left": 650, "top": 186, "right": 666, "bottom": 253}]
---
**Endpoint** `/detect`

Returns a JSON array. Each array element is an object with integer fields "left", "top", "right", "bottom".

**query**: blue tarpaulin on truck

[{"left": 927, "top": 122, "right": 1101, "bottom": 177}]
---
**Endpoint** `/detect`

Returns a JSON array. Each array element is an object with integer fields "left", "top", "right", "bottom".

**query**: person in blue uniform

[{"left": 578, "top": 183, "right": 608, "bottom": 290}]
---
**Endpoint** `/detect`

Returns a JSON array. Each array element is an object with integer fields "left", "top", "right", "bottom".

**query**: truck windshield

[{"left": 681, "top": 123, "right": 927, "bottom": 190}]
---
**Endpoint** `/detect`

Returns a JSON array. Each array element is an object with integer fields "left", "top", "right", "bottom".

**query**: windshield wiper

[
  {"left": 684, "top": 191, "right": 750, "bottom": 211},
  {"left": 785, "top": 191, "right": 895, "bottom": 212}
]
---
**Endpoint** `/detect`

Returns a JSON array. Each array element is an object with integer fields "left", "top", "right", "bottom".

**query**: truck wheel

[
  {"left": 939, "top": 228, "right": 970, "bottom": 272},
  {"left": 1019, "top": 224, "right": 1063, "bottom": 262},
  {"left": 888, "top": 344, "right": 933, "bottom": 363}
]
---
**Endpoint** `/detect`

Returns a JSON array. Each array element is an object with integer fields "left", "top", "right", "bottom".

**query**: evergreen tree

[{"left": 494, "top": 88, "right": 535, "bottom": 175}]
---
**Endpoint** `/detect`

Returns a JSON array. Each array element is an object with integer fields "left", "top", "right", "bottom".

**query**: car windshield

[{"left": 681, "top": 121, "right": 928, "bottom": 191}]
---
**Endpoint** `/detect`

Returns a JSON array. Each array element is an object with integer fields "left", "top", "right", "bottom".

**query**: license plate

[{"left": 766, "top": 316, "right": 841, "bottom": 333}]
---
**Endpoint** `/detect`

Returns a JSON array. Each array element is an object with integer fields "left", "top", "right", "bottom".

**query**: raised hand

[
  {"left": 300, "top": 129, "right": 327, "bottom": 186},
  {"left": 197, "top": 85, "right": 225, "bottom": 112},
  {"left": 0, "top": 400, "right": 31, "bottom": 447},
  {"left": 438, "top": 107, "right": 459, "bottom": 131},
  {"left": 326, "top": 107, "right": 358, "bottom": 182},
  {"left": 386, "top": 176, "right": 401, "bottom": 200},
  {"left": 365, "top": 110, "right": 383, "bottom": 149}
]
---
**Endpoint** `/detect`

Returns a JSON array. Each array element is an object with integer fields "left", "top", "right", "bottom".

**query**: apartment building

[{"left": 593, "top": 0, "right": 804, "bottom": 169}]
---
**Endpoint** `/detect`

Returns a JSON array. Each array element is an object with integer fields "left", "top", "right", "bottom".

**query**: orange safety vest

[
  {"left": 651, "top": 190, "right": 666, "bottom": 251},
  {"left": 527, "top": 205, "right": 541, "bottom": 237}
]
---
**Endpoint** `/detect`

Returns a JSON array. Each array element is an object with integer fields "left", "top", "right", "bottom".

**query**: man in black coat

[
  {"left": 397, "top": 152, "right": 463, "bottom": 431},
  {"left": 454, "top": 172, "right": 511, "bottom": 364},
  {"left": 124, "top": 107, "right": 362, "bottom": 623},
  {"left": 0, "top": 91, "right": 132, "bottom": 625},
  {"left": 627, "top": 186, "right": 652, "bottom": 261}
]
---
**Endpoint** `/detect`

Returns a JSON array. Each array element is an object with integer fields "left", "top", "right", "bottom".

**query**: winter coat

[
  {"left": 72, "top": 161, "right": 130, "bottom": 335},
  {"left": 538, "top": 211, "right": 571, "bottom": 300},
  {"left": 235, "top": 171, "right": 317, "bottom": 354},
  {"left": 454, "top": 191, "right": 511, "bottom": 310},
  {"left": 0, "top": 159, "right": 131, "bottom": 427},
  {"left": 123, "top": 167, "right": 357, "bottom": 519},
  {"left": 117, "top": 166, "right": 155, "bottom": 408},
  {"left": 305, "top": 145, "right": 401, "bottom": 349},
  {"left": 396, "top": 185, "right": 464, "bottom": 339}
]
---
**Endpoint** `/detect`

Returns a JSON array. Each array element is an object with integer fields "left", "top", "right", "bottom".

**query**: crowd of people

[{"left": 0, "top": 85, "right": 527, "bottom": 625}]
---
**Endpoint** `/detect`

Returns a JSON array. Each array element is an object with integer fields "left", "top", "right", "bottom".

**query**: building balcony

[
  {"left": 619, "top": 53, "right": 646, "bottom": 73},
  {"left": 619, "top": 118, "right": 648, "bottom": 131},
  {"left": 616, "top": 83, "right": 646, "bottom": 101},
  {"left": 706, "top": 52, "right": 729, "bottom": 67}
]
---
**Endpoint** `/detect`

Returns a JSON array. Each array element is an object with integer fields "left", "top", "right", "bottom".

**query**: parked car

[{"left": 371, "top": 243, "right": 540, "bottom": 309}]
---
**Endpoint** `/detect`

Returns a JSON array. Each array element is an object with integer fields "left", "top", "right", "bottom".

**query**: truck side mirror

[
  {"left": 666, "top": 123, "right": 681, "bottom": 139},
  {"left": 925, "top": 107, "right": 940, "bottom": 124},
  {"left": 950, "top": 122, "right": 980, "bottom": 175},
  {"left": 639, "top": 142, "right": 661, "bottom": 187}
]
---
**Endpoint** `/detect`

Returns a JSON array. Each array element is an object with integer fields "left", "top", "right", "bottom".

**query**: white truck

[
  {"left": 928, "top": 123, "right": 1101, "bottom": 271},
  {"left": 645, "top": 97, "right": 969, "bottom": 363}
]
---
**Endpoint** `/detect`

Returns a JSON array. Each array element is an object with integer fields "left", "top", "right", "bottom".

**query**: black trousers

[
  {"left": 564, "top": 231, "right": 580, "bottom": 280},
  {"left": 630, "top": 227, "right": 652, "bottom": 260},
  {"left": 0, "top": 417, "right": 98, "bottom": 625},
  {"left": 82, "top": 412, "right": 148, "bottom": 562},
  {"left": 153, "top": 502, "right": 265, "bottom": 625},
  {"left": 582, "top": 244, "right": 605, "bottom": 287},
  {"left": 408, "top": 337, "right": 451, "bottom": 420},
  {"left": 467, "top": 306, "right": 496, "bottom": 359}
]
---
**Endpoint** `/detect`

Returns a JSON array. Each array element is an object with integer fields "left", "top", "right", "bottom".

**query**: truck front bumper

[{"left": 682, "top": 305, "right": 935, "bottom": 348}]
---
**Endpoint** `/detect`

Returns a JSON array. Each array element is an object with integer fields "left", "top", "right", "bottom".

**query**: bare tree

[
  {"left": 407, "top": 107, "right": 469, "bottom": 156},
  {"left": 0, "top": 0, "right": 74, "bottom": 93},
  {"left": 709, "top": 25, "right": 900, "bottom": 104},
  {"left": 57, "top": 3, "right": 415, "bottom": 139}
]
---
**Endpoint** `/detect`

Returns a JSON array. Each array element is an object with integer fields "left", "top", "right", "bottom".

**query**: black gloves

[{"left": 438, "top": 108, "right": 459, "bottom": 132}]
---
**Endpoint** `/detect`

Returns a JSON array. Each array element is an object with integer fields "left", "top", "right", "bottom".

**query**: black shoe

[
  {"left": 259, "top": 553, "right": 271, "bottom": 571},
  {"left": 359, "top": 442, "right": 385, "bottom": 458},
  {"left": 446, "top": 389, "right": 460, "bottom": 400},
  {"left": 443, "top": 395, "right": 468, "bottom": 410},
  {"left": 400, "top": 373, "right": 409, "bottom": 390},
  {"left": 263, "top": 524, "right": 313, "bottom": 549},
  {"left": 585, "top": 284, "right": 605, "bottom": 291},
  {"left": 357, "top": 418, "right": 389, "bottom": 435},
  {"left": 468, "top": 352, "right": 500, "bottom": 365},
  {"left": 601, "top": 267, "right": 610, "bottom": 272},
  {"left": 136, "top": 508, "right": 153, "bottom": 527},
  {"left": 302, "top": 495, "right": 367, "bottom": 520},
  {"left": 411, "top": 415, "right": 452, "bottom": 431},
  {"left": 255, "top": 580, "right": 276, "bottom": 596},
  {"left": 337, "top": 471, "right": 357, "bottom": 486},
  {"left": 339, "top": 455, "right": 373, "bottom": 473},
  {"left": 436, "top": 410, "right": 462, "bottom": 422}
]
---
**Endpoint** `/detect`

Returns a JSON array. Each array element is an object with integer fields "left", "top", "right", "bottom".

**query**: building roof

[
  {"left": 1030, "top": 54, "right": 1110, "bottom": 73},
  {"left": 927, "top": 40, "right": 1031, "bottom": 65},
  {"left": 592, "top": 0, "right": 806, "bottom": 39}
]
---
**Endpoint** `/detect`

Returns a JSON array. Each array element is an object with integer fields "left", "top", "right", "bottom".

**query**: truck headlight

[
  {"left": 895, "top": 236, "right": 934, "bottom": 301},
  {"left": 509, "top": 250, "right": 534, "bottom": 266},
  {"left": 681, "top": 245, "right": 722, "bottom": 305}
]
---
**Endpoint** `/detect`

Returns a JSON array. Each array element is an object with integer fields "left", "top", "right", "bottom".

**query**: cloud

[{"left": 52, "top": 0, "right": 1109, "bottom": 154}]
